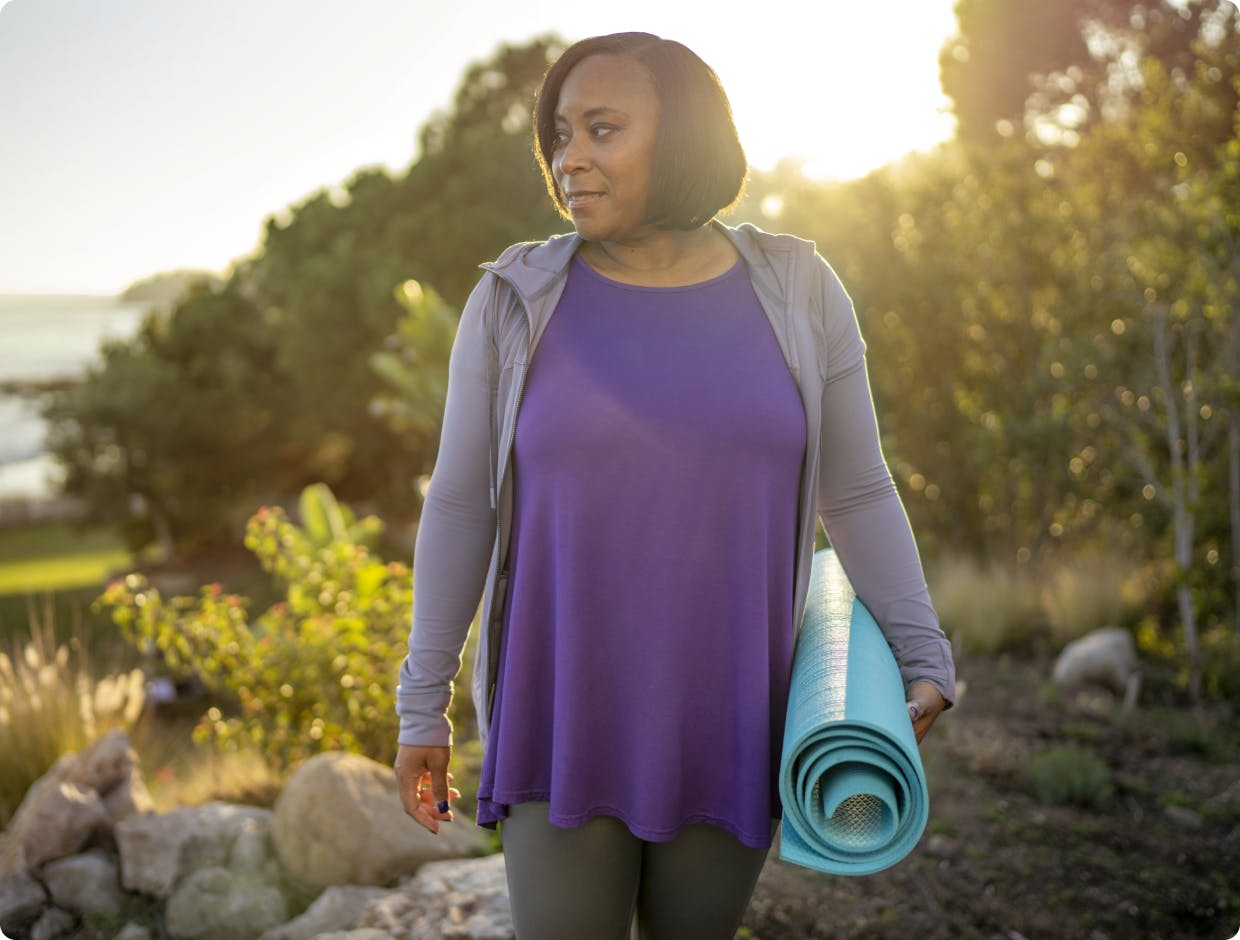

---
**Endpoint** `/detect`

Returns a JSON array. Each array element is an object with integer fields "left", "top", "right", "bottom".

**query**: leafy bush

[
  {"left": 93, "top": 488, "right": 414, "bottom": 772},
  {"left": 1024, "top": 745, "right": 1114, "bottom": 808},
  {"left": 0, "top": 608, "right": 145, "bottom": 825}
]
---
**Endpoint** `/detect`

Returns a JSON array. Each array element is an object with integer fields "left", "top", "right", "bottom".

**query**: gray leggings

[{"left": 500, "top": 802, "right": 773, "bottom": 940}]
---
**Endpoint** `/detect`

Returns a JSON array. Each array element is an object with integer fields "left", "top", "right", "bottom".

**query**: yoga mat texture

[{"left": 778, "top": 548, "right": 929, "bottom": 875}]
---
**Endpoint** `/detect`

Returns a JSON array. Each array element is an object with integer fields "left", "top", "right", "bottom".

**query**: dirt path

[{"left": 741, "top": 654, "right": 1240, "bottom": 940}]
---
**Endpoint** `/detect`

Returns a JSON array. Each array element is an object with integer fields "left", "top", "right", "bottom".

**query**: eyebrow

[{"left": 553, "top": 105, "right": 630, "bottom": 123}]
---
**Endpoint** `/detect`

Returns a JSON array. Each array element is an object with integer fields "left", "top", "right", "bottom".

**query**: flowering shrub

[{"left": 94, "top": 498, "right": 412, "bottom": 770}]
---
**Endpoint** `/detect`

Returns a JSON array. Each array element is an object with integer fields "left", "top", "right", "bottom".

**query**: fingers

[
  {"left": 395, "top": 746, "right": 455, "bottom": 835},
  {"left": 907, "top": 682, "right": 946, "bottom": 745}
]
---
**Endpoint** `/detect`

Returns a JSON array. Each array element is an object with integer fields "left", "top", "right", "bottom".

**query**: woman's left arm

[{"left": 813, "top": 256, "right": 956, "bottom": 742}]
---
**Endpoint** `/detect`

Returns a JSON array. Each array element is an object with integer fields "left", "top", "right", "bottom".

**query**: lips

[{"left": 565, "top": 191, "right": 604, "bottom": 209}]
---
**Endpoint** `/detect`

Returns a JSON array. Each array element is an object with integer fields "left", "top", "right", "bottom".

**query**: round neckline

[{"left": 571, "top": 253, "right": 744, "bottom": 292}]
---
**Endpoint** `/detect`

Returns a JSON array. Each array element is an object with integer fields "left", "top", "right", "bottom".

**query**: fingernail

[
  {"left": 908, "top": 702, "right": 921, "bottom": 720},
  {"left": 437, "top": 800, "right": 450, "bottom": 814}
]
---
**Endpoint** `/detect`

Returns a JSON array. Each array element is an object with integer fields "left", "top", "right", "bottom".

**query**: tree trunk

[
  {"left": 1152, "top": 307, "right": 1201, "bottom": 703},
  {"left": 1231, "top": 411, "right": 1240, "bottom": 658}
]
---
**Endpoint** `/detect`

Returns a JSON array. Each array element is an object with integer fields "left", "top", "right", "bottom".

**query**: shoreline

[{"left": 0, "top": 377, "right": 82, "bottom": 398}]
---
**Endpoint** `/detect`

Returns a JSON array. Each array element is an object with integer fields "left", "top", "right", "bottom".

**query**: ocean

[{"left": 0, "top": 295, "right": 151, "bottom": 500}]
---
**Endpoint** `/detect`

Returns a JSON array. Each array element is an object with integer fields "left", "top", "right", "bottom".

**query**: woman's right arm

[{"left": 394, "top": 274, "right": 500, "bottom": 827}]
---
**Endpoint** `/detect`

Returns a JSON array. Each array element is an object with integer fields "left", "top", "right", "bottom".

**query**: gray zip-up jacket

[{"left": 396, "top": 220, "right": 956, "bottom": 750}]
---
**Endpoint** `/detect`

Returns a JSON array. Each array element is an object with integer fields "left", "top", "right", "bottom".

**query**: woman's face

[{"left": 551, "top": 53, "right": 660, "bottom": 244}]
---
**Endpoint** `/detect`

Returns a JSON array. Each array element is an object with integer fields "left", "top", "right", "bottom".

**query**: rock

[
  {"left": 114, "top": 924, "right": 153, "bottom": 940},
  {"left": 0, "top": 869, "right": 48, "bottom": 932},
  {"left": 314, "top": 931, "right": 393, "bottom": 940},
  {"left": 115, "top": 802, "right": 273, "bottom": 897},
  {"left": 164, "top": 866, "right": 288, "bottom": 940},
  {"left": 30, "top": 905, "right": 76, "bottom": 940},
  {"left": 270, "top": 753, "right": 487, "bottom": 888},
  {"left": 3, "top": 781, "right": 111, "bottom": 872},
  {"left": 257, "top": 885, "right": 387, "bottom": 940},
  {"left": 1163, "top": 805, "right": 1203, "bottom": 828},
  {"left": 41, "top": 849, "right": 125, "bottom": 917},
  {"left": 103, "top": 766, "right": 156, "bottom": 825},
  {"left": 0, "top": 730, "right": 152, "bottom": 876},
  {"left": 355, "top": 853, "right": 512, "bottom": 940},
  {"left": 62, "top": 730, "right": 139, "bottom": 795},
  {"left": 1051, "top": 627, "right": 1141, "bottom": 709}
]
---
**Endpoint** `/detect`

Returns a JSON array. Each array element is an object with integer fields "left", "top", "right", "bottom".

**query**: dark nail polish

[{"left": 437, "top": 800, "right": 450, "bottom": 814}]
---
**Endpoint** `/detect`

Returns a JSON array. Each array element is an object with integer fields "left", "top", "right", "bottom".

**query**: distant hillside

[{"left": 118, "top": 269, "right": 226, "bottom": 307}]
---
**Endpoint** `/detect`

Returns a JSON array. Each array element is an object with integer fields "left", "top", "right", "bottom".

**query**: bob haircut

[{"left": 532, "top": 32, "right": 748, "bottom": 231}]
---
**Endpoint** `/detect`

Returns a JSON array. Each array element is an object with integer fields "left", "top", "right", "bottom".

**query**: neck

[{"left": 586, "top": 223, "right": 719, "bottom": 277}]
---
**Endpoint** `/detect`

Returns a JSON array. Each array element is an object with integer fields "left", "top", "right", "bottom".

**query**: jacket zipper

[{"left": 485, "top": 275, "right": 534, "bottom": 721}]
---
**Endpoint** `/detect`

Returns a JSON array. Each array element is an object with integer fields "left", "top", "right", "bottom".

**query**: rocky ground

[{"left": 741, "top": 653, "right": 1240, "bottom": 940}]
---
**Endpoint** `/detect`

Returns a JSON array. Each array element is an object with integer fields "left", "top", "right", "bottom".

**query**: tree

[
  {"left": 46, "top": 35, "right": 572, "bottom": 555},
  {"left": 43, "top": 280, "right": 296, "bottom": 554}
]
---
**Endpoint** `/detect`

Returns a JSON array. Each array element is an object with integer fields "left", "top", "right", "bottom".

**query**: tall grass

[
  {"left": 1038, "top": 551, "right": 1147, "bottom": 645},
  {"left": 0, "top": 595, "right": 145, "bottom": 825},
  {"left": 929, "top": 555, "right": 1044, "bottom": 655},
  {"left": 929, "top": 550, "right": 1148, "bottom": 657}
]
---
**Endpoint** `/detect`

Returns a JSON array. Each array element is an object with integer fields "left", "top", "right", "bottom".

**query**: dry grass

[
  {"left": 139, "top": 740, "right": 283, "bottom": 811},
  {"left": 1037, "top": 551, "right": 1148, "bottom": 645},
  {"left": 929, "top": 550, "right": 1148, "bottom": 658},
  {"left": 0, "top": 593, "right": 286, "bottom": 824},
  {"left": 0, "top": 596, "right": 146, "bottom": 825},
  {"left": 929, "top": 554, "right": 1044, "bottom": 655}
]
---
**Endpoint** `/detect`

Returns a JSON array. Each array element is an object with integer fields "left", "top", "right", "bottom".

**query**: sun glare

[{"left": 697, "top": 3, "right": 959, "bottom": 180}]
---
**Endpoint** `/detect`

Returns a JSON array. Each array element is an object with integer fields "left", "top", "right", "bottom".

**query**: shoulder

[
  {"left": 719, "top": 220, "right": 816, "bottom": 262},
  {"left": 487, "top": 231, "right": 581, "bottom": 274}
]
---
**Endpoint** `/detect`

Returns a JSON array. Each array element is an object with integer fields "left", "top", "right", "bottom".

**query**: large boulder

[
  {"left": 1, "top": 781, "right": 110, "bottom": 873},
  {"left": 270, "top": 753, "right": 487, "bottom": 888},
  {"left": 0, "top": 730, "right": 153, "bottom": 876},
  {"left": 1052, "top": 626, "right": 1141, "bottom": 708},
  {"left": 164, "top": 866, "right": 288, "bottom": 940},
  {"left": 115, "top": 803, "right": 274, "bottom": 898},
  {"left": 257, "top": 885, "right": 387, "bottom": 940},
  {"left": 356, "top": 853, "right": 512, "bottom": 940},
  {"left": 41, "top": 849, "right": 124, "bottom": 917}
]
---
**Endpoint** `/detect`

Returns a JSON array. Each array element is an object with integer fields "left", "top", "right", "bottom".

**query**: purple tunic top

[{"left": 475, "top": 253, "right": 806, "bottom": 849}]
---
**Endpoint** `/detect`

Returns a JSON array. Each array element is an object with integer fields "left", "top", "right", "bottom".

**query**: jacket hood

[{"left": 480, "top": 220, "right": 818, "bottom": 306}]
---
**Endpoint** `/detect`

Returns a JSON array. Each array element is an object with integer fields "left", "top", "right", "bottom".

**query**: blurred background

[{"left": 1, "top": 1, "right": 1238, "bottom": 938}]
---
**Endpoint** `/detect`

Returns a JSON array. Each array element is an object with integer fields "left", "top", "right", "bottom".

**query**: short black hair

[{"left": 532, "top": 32, "right": 748, "bottom": 231}]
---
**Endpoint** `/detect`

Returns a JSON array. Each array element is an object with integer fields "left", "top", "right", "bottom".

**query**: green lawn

[
  {"left": 0, "top": 520, "right": 159, "bottom": 644},
  {"left": 0, "top": 520, "right": 155, "bottom": 592}
]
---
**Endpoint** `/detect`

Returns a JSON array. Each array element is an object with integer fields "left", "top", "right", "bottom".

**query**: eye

[
  {"left": 551, "top": 129, "right": 569, "bottom": 150},
  {"left": 590, "top": 124, "right": 617, "bottom": 140}
]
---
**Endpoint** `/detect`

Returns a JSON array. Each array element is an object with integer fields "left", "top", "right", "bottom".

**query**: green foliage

[
  {"left": 93, "top": 487, "right": 410, "bottom": 771},
  {"left": 44, "top": 36, "right": 567, "bottom": 559},
  {"left": 297, "top": 482, "right": 377, "bottom": 550},
  {"left": 734, "top": 4, "right": 1240, "bottom": 700},
  {"left": 1024, "top": 745, "right": 1114, "bottom": 808},
  {"left": 368, "top": 279, "right": 459, "bottom": 471},
  {"left": 42, "top": 279, "right": 297, "bottom": 554}
]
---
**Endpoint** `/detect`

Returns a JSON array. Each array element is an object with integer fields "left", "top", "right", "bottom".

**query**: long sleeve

[
  {"left": 813, "top": 256, "right": 956, "bottom": 708},
  {"left": 395, "top": 274, "right": 501, "bottom": 746}
]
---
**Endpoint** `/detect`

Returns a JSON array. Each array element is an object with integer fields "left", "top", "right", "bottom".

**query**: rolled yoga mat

[{"left": 777, "top": 548, "right": 930, "bottom": 876}]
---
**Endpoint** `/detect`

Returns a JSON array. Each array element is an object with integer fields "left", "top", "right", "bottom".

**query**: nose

[{"left": 554, "top": 130, "right": 590, "bottom": 181}]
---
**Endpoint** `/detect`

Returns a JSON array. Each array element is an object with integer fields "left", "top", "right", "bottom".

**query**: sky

[{"left": 0, "top": 0, "right": 960, "bottom": 295}]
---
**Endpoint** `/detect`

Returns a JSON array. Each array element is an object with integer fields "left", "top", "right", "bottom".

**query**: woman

[{"left": 393, "top": 32, "right": 956, "bottom": 939}]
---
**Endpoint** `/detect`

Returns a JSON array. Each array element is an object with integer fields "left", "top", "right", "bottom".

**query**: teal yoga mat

[{"left": 777, "top": 548, "right": 929, "bottom": 875}]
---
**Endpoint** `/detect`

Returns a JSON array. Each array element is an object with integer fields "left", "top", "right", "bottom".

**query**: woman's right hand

[{"left": 395, "top": 744, "right": 459, "bottom": 835}]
